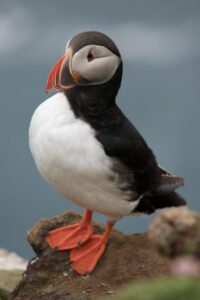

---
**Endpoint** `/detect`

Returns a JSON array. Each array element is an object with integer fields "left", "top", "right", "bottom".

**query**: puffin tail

[
  {"left": 133, "top": 167, "right": 186, "bottom": 214},
  {"left": 133, "top": 191, "right": 186, "bottom": 215}
]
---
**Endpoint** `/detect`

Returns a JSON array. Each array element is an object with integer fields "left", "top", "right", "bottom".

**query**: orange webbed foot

[
  {"left": 46, "top": 209, "right": 93, "bottom": 250},
  {"left": 70, "top": 222, "right": 114, "bottom": 275}
]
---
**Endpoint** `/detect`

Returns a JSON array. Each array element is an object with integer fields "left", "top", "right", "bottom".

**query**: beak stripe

[
  {"left": 72, "top": 71, "right": 81, "bottom": 79},
  {"left": 46, "top": 48, "right": 76, "bottom": 93},
  {"left": 46, "top": 54, "right": 68, "bottom": 93}
]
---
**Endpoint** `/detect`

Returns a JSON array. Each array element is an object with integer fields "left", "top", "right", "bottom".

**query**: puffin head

[{"left": 46, "top": 31, "right": 122, "bottom": 94}]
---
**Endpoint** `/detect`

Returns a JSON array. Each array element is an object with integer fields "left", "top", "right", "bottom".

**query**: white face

[{"left": 71, "top": 45, "right": 121, "bottom": 85}]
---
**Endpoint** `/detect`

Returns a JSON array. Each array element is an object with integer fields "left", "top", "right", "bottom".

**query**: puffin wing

[
  {"left": 96, "top": 115, "right": 162, "bottom": 195},
  {"left": 96, "top": 110, "right": 184, "bottom": 198}
]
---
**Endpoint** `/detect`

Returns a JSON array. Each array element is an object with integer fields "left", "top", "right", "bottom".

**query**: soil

[{"left": 11, "top": 211, "right": 171, "bottom": 300}]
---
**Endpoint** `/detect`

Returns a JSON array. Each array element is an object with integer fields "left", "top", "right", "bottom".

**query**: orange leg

[
  {"left": 70, "top": 221, "right": 114, "bottom": 275},
  {"left": 46, "top": 209, "right": 93, "bottom": 250}
]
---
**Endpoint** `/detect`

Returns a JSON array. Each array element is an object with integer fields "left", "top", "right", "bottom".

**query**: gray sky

[
  {"left": 0, "top": 0, "right": 200, "bottom": 259},
  {"left": 1, "top": 1, "right": 200, "bottom": 66}
]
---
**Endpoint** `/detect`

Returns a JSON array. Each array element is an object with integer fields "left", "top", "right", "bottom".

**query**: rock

[
  {"left": 149, "top": 207, "right": 200, "bottom": 257},
  {"left": 12, "top": 210, "right": 171, "bottom": 300},
  {"left": 149, "top": 207, "right": 200, "bottom": 277},
  {"left": 27, "top": 210, "right": 85, "bottom": 255}
]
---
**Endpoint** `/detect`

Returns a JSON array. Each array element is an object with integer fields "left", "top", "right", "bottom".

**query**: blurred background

[{"left": 0, "top": 0, "right": 200, "bottom": 259}]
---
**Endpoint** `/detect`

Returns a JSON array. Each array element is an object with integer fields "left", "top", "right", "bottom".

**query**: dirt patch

[{"left": 12, "top": 211, "right": 171, "bottom": 300}]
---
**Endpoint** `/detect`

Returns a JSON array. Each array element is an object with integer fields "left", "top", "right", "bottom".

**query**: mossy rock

[
  {"left": 0, "top": 288, "right": 11, "bottom": 300},
  {"left": 101, "top": 277, "right": 200, "bottom": 300}
]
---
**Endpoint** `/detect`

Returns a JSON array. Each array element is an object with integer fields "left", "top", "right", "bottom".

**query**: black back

[{"left": 64, "top": 61, "right": 161, "bottom": 196}]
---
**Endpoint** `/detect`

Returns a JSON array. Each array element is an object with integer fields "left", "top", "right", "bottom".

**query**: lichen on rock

[{"left": 149, "top": 207, "right": 200, "bottom": 257}]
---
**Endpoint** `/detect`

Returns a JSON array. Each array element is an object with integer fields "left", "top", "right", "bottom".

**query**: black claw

[
  {"left": 66, "top": 260, "right": 74, "bottom": 266},
  {"left": 77, "top": 240, "right": 82, "bottom": 247},
  {"left": 83, "top": 271, "right": 89, "bottom": 276}
]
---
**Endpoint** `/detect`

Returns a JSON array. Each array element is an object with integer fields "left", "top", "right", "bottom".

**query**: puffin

[{"left": 29, "top": 31, "right": 186, "bottom": 275}]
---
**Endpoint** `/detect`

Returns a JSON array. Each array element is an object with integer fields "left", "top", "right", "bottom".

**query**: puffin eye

[{"left": 87, "top": 51, "right": 96, "bottom": 62}]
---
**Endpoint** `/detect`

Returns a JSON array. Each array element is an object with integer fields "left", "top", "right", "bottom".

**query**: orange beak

[{"left": 46, "top": 48, "right": 78, "bottom": 93}]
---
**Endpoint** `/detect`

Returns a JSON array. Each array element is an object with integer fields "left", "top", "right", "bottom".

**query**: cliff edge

[{"left": 12, "top": 210, "right": 171, "bottom": 299}]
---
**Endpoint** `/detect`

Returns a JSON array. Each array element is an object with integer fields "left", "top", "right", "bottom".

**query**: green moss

[
  {"left": 184, "top": 243, "right": 197, "bottom": 255},
  {"left": 0, "top": 288, "right": 11, "bottom": 300},
  {"left": 100, "top": 277, "right": 200, "bottom": 300},
  {"left": 0, "top": 270, "right": 23, "bottom": 293},
  {"left": 121, "top": 243, "right": 130, "bottom": 248}
]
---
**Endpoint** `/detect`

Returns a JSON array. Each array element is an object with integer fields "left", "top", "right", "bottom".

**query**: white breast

[{"left": 29, "top": 93, "right": 138, "bottom": 218}]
